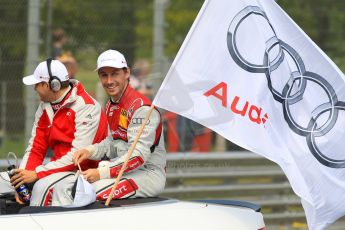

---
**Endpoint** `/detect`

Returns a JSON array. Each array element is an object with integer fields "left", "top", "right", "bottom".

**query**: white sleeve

[{"left": 97, "top": 106, "right": 161, "bottom": 179}]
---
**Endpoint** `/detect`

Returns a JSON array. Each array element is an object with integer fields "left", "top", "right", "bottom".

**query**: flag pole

[{"left": 105, "top": 104, "right": 155, "bottom": 206}]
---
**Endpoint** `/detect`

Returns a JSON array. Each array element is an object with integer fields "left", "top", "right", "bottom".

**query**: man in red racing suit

[
  {"left": 10, "top": 59, "right": 108, "bottom": 206},
  {"left": 55, "top": 49, "right": 166, "bottom": 204}
]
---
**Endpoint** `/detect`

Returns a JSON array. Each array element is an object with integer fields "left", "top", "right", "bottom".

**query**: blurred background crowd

[{"left": 0, "top": 0, "right": 344, "bottom": 158}]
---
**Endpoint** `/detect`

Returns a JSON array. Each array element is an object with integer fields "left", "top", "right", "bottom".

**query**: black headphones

[{"left": 46, "top": 58, "right": 62, "bottom": 92}]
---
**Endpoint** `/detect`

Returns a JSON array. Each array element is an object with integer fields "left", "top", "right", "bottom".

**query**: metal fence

[{"left": 161, "top": 152, "right": 345, "bottom": 230}]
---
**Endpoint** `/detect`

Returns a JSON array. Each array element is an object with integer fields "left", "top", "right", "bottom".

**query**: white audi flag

[{"left": 153, "top": 0, "right": 345, "bottom": 229}]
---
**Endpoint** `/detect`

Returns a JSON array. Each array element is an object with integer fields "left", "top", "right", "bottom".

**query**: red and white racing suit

[
  {"left": 90, "top": 85, "right": 166, "bottom": 200},
  {"left": 53, "top": 85, "right": 166, "bottom": 204},
  {"left": 20, "top": 80, "right": 108, "bottom": 206}
]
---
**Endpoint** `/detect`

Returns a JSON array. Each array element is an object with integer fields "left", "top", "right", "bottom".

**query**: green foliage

[
  {"left": 0, "top": 0, "right": 27, "bottom": 136},
  {"left": 134, "top": 0, "right": 154, "bottom": 59},
  {"left": 165, "top": 0, "right": 203, "bottom": 59},
  {"left": 43, "top": 0, "right": 138, "bottom": 65},
  {"left": 38, "top": 0, "right": 344, "bottom": 72},
  {"left": 277, "top": 0, "right": 345, "bottom": 72},
  {"left": 77, "top": 68, "right": 100, "bottom": 96},
  {"left": 0, "top": 0, "right": 27, "bottom": 61},
  {"left": 0, "top": 135, "right": 25, "bottom": 159}
]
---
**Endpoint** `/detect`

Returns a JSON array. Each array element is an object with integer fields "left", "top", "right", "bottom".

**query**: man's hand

[
  {"left": 82, "top": 169, "right": 100, "bottom": 183},
  {"left": 15, "top": 192, "right": 25, "bottom": 205},
  {"left": 73, "top": 149, "right": 91, "bottom": 166},
  {"left": 10, "top": 169, "right": 38, "bottom": 188}
]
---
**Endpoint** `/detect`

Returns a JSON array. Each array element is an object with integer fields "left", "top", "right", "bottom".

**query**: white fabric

[
  {"left": 30, "top": 172, "right": 75, "bottom": 206},
  {"left": 69, "top": 175, "right": 96, "bottom": 208},
  {"left": 153, "top": 0, "right": 345, "bottom": 230},
  {"left": 53, "top": 164, "right": 165, "bottom": 205},
  {"left": 0, "top": 172, "right": 14, "bottom": 195},
  {"left": 97, "top": 160, "right": 111, "bottom": 180},
  {"left": 23, "top": 59, "right": 69, "bottom": 85},
  {"left": 95, "top": 49, "right": 128, "bottom": 71}
]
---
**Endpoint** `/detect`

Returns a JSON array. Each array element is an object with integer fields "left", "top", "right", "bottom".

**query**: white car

[
  {"left": 0, "top": 170, "right": 265, "bottom": 230},
  {"left": 0, "top": 195, "right": 265, "bottom": 230}
]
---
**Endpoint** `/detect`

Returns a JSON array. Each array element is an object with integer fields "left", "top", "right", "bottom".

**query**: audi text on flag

[{"left": 153, "top": 0, "right": 345, "bottom": 229}]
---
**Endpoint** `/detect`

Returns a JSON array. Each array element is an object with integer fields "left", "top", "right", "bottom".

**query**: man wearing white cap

[
  {"left": 10, "top": 58, "right": 108, "bottom": 206},
  {"left": 70, "top": 49, "right": 166, "bottom": 201}
]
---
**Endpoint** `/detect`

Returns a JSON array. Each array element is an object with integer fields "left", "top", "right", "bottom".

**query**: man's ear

[
  {"left": 36, "top": 82, "right": 48, "bottom": 88},
  {"left": 44, "top": 82, "right": 50, "bottom": 88}
]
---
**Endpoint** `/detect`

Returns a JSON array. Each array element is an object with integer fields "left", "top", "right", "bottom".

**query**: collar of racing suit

[
  {"left": 51, "top": 85, "right": 72, "bottom": 104},
  {"left": 54, "top": 79, "right": 84, "bottom": 108},
  {"left": 43, "top": 80, "right": 87, "bottom": 121}
]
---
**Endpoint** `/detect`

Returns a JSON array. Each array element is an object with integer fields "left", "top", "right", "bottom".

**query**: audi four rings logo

[
  {"left": 131, "top": 118, "right": 150, "bottom": 125},
  {"left": 227, "top": 6, "right": 345, "bottom": 168}
]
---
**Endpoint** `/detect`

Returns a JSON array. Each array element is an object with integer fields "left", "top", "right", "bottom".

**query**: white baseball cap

[
  {"left": 23, "top": 59, "right": 69, "bottom": 85},
  {"left": 95, "top": 49, "right": 128, "bottom": 71}
]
